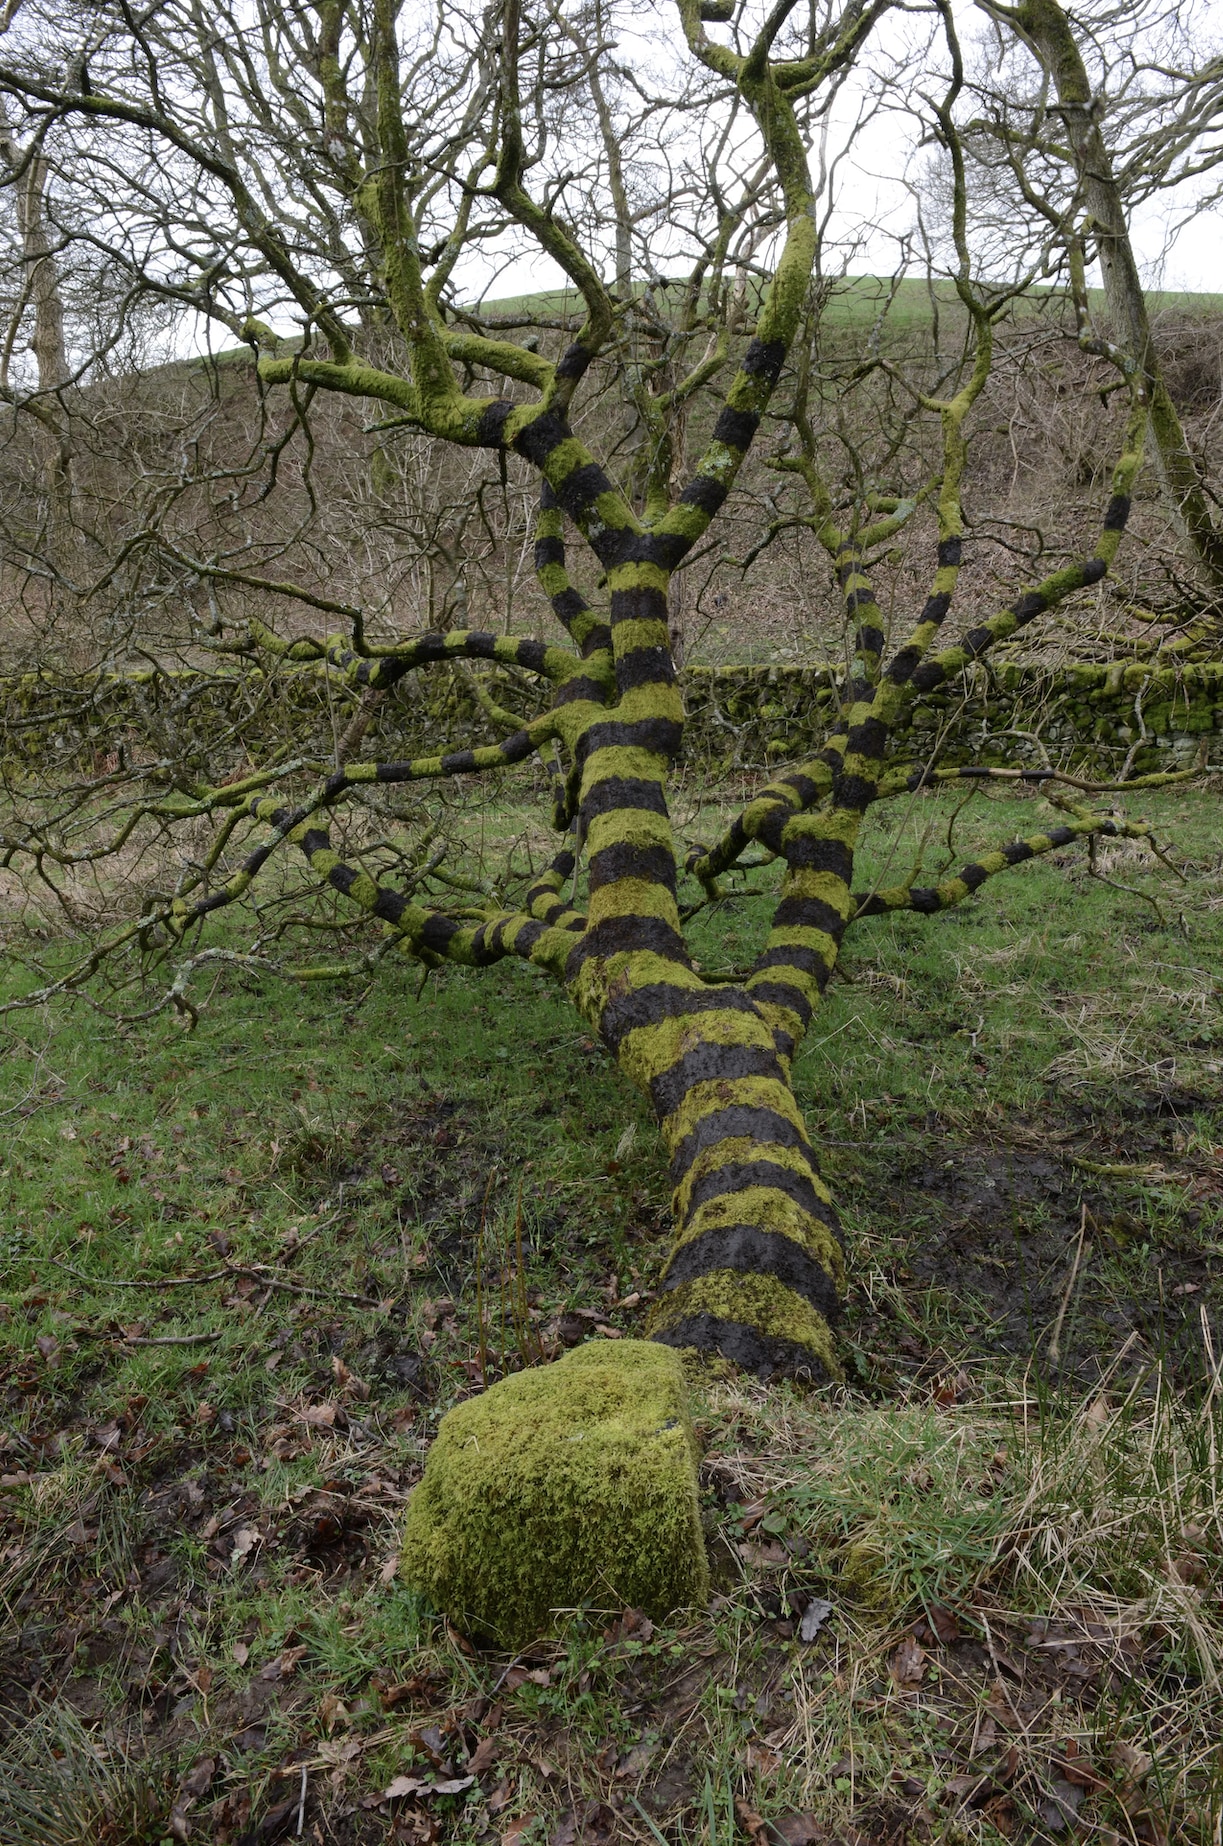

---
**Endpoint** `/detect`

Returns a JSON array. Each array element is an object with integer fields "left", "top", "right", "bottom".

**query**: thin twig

[
  {"left": 51, "top": 1257, "right": 384, "bottom": 1310},
  {"left": 1048, "top": 1204, "right": 1092, "bottom": 1368}
]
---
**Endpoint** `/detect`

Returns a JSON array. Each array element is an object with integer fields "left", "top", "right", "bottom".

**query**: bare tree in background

[{"left": 954, "top": 0, "right": 1223, "bottom": 616}]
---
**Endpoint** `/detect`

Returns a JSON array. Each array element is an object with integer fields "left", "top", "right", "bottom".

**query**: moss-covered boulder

[{"left": 400, "top": 1339, "right": 709, "bottom": 1646}]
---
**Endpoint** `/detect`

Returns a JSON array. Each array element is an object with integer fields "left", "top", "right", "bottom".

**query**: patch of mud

[{"left": 858, "top": 1083, "right": 1222, "bottom": 1391}]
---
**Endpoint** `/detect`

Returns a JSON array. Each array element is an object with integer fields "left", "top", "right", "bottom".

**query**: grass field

[
  {"left": 463, "top": 274, "right": 1223, "bottom": 330},
  {"left": 1, "top": 779, "right": 1221, "bottom": 1844}
]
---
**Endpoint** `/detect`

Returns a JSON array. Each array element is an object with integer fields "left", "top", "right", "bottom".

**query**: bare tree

[
  {"left": 958, "top": 0, "right": 1223, "bottom": 612},
  {"left": 0, "top": 0, "right": 1209, "bottom": 1385}
]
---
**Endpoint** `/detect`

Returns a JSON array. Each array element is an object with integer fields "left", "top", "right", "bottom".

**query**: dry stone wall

[{"left": 3, "top": 657, "right": 1221, "bottom": 781}]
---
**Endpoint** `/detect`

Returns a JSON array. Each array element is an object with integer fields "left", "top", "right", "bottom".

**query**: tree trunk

[
  {"left": 0, "top": 104, "right": 75, "bottom": 564},
  {"left": 612, "top": 982, "right": 843, "bottom": 1378},
  {"left": 1010, "top": 0, "right": 1223, "bottom": 605}
]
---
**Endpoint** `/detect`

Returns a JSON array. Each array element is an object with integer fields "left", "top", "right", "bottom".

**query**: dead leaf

[
  {"left": 35, "top": 1334, "right": 59, "bottom": 1360},
  {"left": 734, "top": 1795, "right": 769, "bottom": 1845},
  {"left": 927, "top": 1603, "right": 960, "bottom": 1643},
  {"left": 799, "top": 1598, "right": 834, "bottom": 1643},
  {"left": 230, "top": 1526, "right": 260, "bottom": 1564},
  {"left": 384, "top": 1772, "right": 474, "bottom": 1800},
  {"left": 231, "top": 1641, "right": 249, "bottom": 1666},
  {"left": 615, "top": 1741, "right": 654, "bottom": 1778},
  {"left": 384, "top": 1775, "right": 431, "bottom": 1799},
  {"left": 467, "top": 1736, "right": 499, "bottom": 1777},
  {"left": 260, "top": 1644, "right": 308, "bottom": 1680},
  {"left": 745, "top": 1741, "right": 781, "bottom": 1775},
  {"left": 618, "top": 1607, "right": 654, "bottom": 1641},
  {"left": 179, "top": 1757, "right": 216, "bottom": 1800},
  {"left": 1112, "top": 1740, "right": 1153, "bottom": 1785},
  {"left": 502, "top": 1816, "right": 539, "bottom": 1846},
  {"left": 379, "top": 1554, "right": 401, "bottom": 1585},
  {"left": 318, "top": 1691, "right": 350, "bottom": 1733},
  {"left": 92, "top": 1421, "right": 121, "bottom": 1451},
  {"left": 303, "top": 1402, "right": 337, "bottom": 1428},
  {"left": 769, "top": 1816, "right": 824, "bottom": 1845},
  {"left": 504, "top": 1665, "right": 551, "bottom": 1689},
  {"left": 739, "top": 1541, "right": 788, "bottom": 1568},
  {"left": 736, "top": 1498, "right": 767, "bottom": 1532},
  {"left": 890, "top": 1637, "right": 926, "bottom": 1687}
]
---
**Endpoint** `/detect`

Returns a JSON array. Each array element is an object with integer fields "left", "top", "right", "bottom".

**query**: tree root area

[{"left": 2, "top": 1075, "right": 1219, "bottom": 1842}]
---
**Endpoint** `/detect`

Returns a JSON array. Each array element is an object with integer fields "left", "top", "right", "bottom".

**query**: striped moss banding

[
  {"left": 600, "top": 981, "right": 760, "bottom": 1052},
  {"left": 648, "top": 1270, "right": 840, "bottom": 1381},
  {"left": 565, "top": 915, "right": 691, "bottom": 972},
  {"left": 661, "top": 1224, "right": 841, "bottom": 1318},
  {"left": 668, "top": 1104, "right": 810, "bottom": 1184},
  {"left": 851, "top": 817, "right": 1138, "bottom": 918},
  {"left": 682, "top": 1156, "right": 837, "bottom": 1230},
  {"left": 651, "top": 1312, "right": 838, "bottom": 1382},
  {"left": 648, "top": 1041, "right": 783, "bottom": 1119}
]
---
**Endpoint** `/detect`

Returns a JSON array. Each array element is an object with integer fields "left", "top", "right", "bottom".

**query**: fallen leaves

[
  {"left": 229, "top": 1525, "right": 260, "bottom": 1564},
  {"left": 889, "top": 1636, "right": 927, "bottom": 1687},
  {"left": 799, "top": 1598, "right": 834, "bottom": 1642},
  {"left": 384, "top": 1773, "right": 475, "bottom": 1799}
]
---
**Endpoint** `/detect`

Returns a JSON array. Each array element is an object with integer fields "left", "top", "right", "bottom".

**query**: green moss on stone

[{"left": 400, "top": 1340, "right": 709, "bottom": 1647}]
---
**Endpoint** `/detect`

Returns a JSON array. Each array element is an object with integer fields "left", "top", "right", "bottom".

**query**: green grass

[
  {"left": 466, "top": 274, "right": 1223, "bottom": 331},
  {"left": 1, "top": 779, "right": 1221, "bottom": 1843}
]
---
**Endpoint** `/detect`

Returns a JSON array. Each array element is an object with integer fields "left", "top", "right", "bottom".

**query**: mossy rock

[{"left": 400, "top": 1340, "right": 709, "bottom": 1647}]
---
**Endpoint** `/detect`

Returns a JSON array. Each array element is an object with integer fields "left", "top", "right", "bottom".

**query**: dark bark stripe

[
  {"left": 609, "top": 585, "right": 669, "bottom": 625},
  {"left": 587, "top": 840, "right": 678, "bottom": 893},
  {"left": 420, "top": 913, "right": 461, "bottom": 951},
  {"left": 778, "top": 834, "right": 854, "bottom": 879},
  {"left": 683, "top": 1157, "right": 836, "bottom": 1230},
  {"left": 770, "top": 894, "right": 845, "bottom": 936},
  {"left": 566, "top": 914, "right": 690, "bottom": 973},
  {"left": 832, "top": 772, "right": 875, "bottom": 812},
  {"left": 600, "top": 982, "right": 759, "bottom": 1053},
  {"left": 615, "top": 647, "right": 677, "bottom": 692},
  {"left": 778, "top": 771, "right": 825, "bottom": 805},
  {"left": 846, "top": 716, "right": 888, "bottom": 761},
  {"left": 581, "top": 776, "right": 669, "bottom": 821},
  {"left": 578, "top": 717, "right": 684, "bottom": 760},
  {"left": 662, "top": 1225, "right": 839, "bottom": 1319},
  {"left": 652, "top": 1313, "right": 833, "bottom": 1382},
  {"left": 678, "top": 475, "right": 727, "bottom": 518},
  {"left": 751, "top": 943, "right": 831, "bottom": 982},
  {"left": 1103, "top": 494, "right": 1131, "bottom": 531},
  {"left": 476, "top": 399, "right": 515, "bottom": 447},
  {"left": 745, "top": 980, "right": 814, "bottom": 1029},
  {"left": 938, "top": 537, "right": 962, "bottom": 567},
  {"left": 555, "top": 341, "right": 592, "bottom": 380},
  {"left": 555, "top": 673, "right": 609, "bottom": 706},
  {"left": 742, "top": 337, "right": 787, "bottom": 383},
  {"left": 669, "top": 1104, "right": 808, "bottom": 1184},
  {"left": 711, "top": 405, "right": 760, "bottom": 452},
  {"left": 649, "top": 1041, "right": 781, "bottom": 1121}
]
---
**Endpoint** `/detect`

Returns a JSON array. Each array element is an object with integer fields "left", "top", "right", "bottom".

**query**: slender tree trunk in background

[
  {"left": 0, "top": 99, "right": 74, "bottom": 567},
  {"left": 1005, "top": 0, "right": 1223, "bottom": 607}
]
